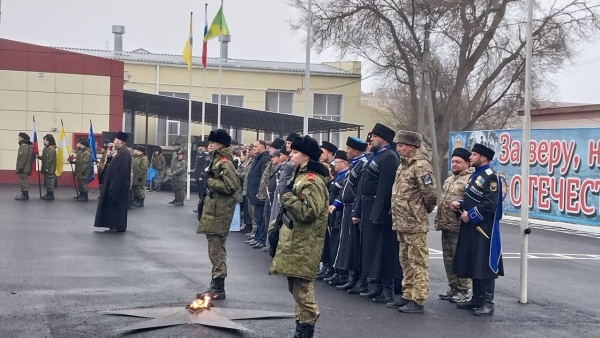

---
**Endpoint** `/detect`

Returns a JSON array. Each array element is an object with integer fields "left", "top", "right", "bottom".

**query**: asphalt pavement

[{"left": 0, "top": 184, "right": 598, "bottom": 338}]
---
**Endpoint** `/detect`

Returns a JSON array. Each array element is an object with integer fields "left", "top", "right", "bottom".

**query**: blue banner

[
  {"left": 88, "top": 123, "right": 97, "bottom": 183},
  {"left": 449, "top": 128, "right": 600, "bottom": 227}
]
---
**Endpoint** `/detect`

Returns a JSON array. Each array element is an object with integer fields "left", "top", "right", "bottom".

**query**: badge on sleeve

[
  {"left": 307, "top": 173, "right": 315, "bottom": 181},
  {"left": 220, "top": 157, "right": 227, "bottom": 163},
  {"left": 421, "top": 174, "right": 433, "bottom": 186},
  {"left": 490, "top": 182, "right": 498, "bottom": 192}
]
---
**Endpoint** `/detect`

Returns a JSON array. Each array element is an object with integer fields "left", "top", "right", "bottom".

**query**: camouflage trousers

[
  {"left": 441, "top": 230, "right": 471, "bottom": 292},
  {"left": 247, "top": 203, "right": 257, "bottom": 236},
  {"left": 207, "top": 235, "right": 227, "bottom": 278},
  {"left": 132, "top": 185, "right": 146, "bottom": 199},
  {"left": 287, "top": 277, "right": 319, "bottom": 325},
  {"left": 77, "top": 178, "right": 88, "bottom": 193},
  {"left": 172, "top": 179, "right": 179, "bottom": 199},
  {"left": 398, "top": 232, "right": 429, "bottom": 305},
  {"left": 17, "top": 173, "right": 29, "bottom": 191},
  {"left": 173, "top": 180, "right": 186, "bottom": 202},
  {"left": 43, "top": 173, "right": 55, "bottom": 192}
]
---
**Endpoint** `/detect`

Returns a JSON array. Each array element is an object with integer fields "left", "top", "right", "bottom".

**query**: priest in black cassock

[
  {"left": 94, "top": 131, "right": 132, "bottom": 232},
  {"left": 352, "top": 123, "right": 403, "bottom": 304}
]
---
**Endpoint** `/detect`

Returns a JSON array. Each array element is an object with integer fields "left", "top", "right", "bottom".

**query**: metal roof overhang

[{"left": 123, "top": 90, "right": 362, "bottom": 136}]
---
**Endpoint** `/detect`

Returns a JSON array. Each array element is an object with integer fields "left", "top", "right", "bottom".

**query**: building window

[
  {"left": 211, "top": 94, "right": 244, "bottom": 143},
  {"left": 157, "top": 91, "right": 190, "bottom": 146},
  {"left": 122, "top": 112, "right": 134, "bottom": 133},
  {"left": 265, "top": 91, "right": 294, "bottom": 140},
  {"left": 312, "top": 94, "right": 343, "bottom": 147}
]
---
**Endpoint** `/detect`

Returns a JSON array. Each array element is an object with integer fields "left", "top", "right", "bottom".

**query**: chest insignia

[
  {"left": 475, "top": 176, "right": 485, "bottom": 187},
  {"left": 307, "top": 173, "right": 315, "bottom": 181},
  {"left": 220, "top": 157, "right": 227, "bottom": 163},
  {"left": 490, "top": 182, "right": 498, "bottom": 192}
]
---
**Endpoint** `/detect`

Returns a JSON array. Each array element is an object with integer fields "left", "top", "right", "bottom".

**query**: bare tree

[{"left": 288, "top": 0, "right": 600, "bottom": 166}]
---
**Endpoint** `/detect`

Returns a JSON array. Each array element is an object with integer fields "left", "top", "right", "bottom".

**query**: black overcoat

[{"left": 94, "top": 147, "right": 132, "bottom": 231}]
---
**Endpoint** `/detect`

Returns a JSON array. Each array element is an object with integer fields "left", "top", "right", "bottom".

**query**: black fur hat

[
  {"left": 115, "top": 131, "right": 129, "bottom": 142},
  {"left": 286, "top": 132, "right": 300, "bottom": 142},
  {"left": 334, "top": 150, "right": 348, "bottom": 161},
  {"left": 271, "top": 138, "right": 285, "bottom": 150},
  {"left": 452, "top": 147, "right": 471, "bottom": 162},
  {"left": 78, "top": 139, "right": 90, "bottom": 148},
  {"left": 472, "top": 143, "right": 495, "bottom": 161},
  {"left": 291, "top": 136, "right": 322, "bottom": 161},
  {"left": 18, "top": 132, "right": 30, "bottom": 140},
  {"left": 370, "top": 123, "right": 395, "bottom": 144},
  {"left": 208, "top": 129, "right": 232, "bottom": 147},
  {"left": 346, "top": 136, "right": 367, "bottom": 152},
  {"left": 320, "top": 141, "right": 338, "bottom": 154}
]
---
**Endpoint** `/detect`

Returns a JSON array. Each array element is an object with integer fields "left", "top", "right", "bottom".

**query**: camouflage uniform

[
  {"left": 242, "top": 156, "right": 256, "bottom": 235},
  {"left": 171, "top": 150, "right": 180, "bottom": 200},
  {"left": 269, "top": 162, "right": 329, "bottom": 324},
  {"left": 15, "top": 140, "right": 33, "bottom": 191},
  {"left": 391, "top": 147, "right": 438, "bottom": 306},
  {"left": 40, "top": 145, "right": 57, "bottom": 192},
  {"left": 171, "top": 158, "right": 187, "bottom": 202},
  {"left": 132, "top": 153, "right": 149, "bottom": 200},
  {"left": 435, "top": 168, "right": 473, "bottom": 293},
  {"left": 73, "top": 147, "right": 92, "bottom": 193},
  {"left": 197, "top": 147, "right": 240, "bottom": 278},
  {"left": 151, "top": 153, "right": 166, "bottom": 190}
]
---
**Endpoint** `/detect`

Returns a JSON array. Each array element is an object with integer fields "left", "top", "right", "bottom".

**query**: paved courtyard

[{"left": 0, "top": 185, "right": 598, "bottom": 337}]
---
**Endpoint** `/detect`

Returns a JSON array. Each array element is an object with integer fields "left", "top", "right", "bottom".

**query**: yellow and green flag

[
  {"left": 203, "top": 5, "right": 229, "bottom": 42},
  {"left": 182, "top": 12, "right": 193, "bottom": 70},
  {"left": 55, "top": 123, "right": 70, "bottom": 176}
]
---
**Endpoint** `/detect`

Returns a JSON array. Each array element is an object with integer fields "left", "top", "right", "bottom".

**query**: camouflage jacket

[
  {"left": 434, "top": 167, "right": 473, "bottom": 232},
  {"left": 15, "top": 141, "right": 33, "bottom": 174},
  {"left": 269, "top": 160, "right": 329, "bottom": 280},
  {"left": 391, "top": 147, "right": 438, "bottom": 233},
  {"left": 132, "top": 154, "right": 149, "bottom": 186},
  {"left": 172, "top": 159, "right": 187, "bottom": 182},
  {"left": 40, "top": 146, "right": 56, "bottom": 174},
  {"left": 170, "top": 151, "right": 179, "bottom": 171},
  {"left": 197, "top": 147, "right": 240, "bottom": 236},
  {"left": 151, "top": 153, "right": 166, "bottom": 177},
  {"left": 241, "top": 156, "right": 255, "bottom": 196},
  {"left": 257, "top": 161, "right": 273, "bottom": 201},
  {"left": 73, "top": 148, "right": 92, "bottom": 180}
]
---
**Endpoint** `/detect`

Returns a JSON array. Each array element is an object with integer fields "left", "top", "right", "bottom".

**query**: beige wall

[
  {"left": 124, "top": 62, "right": 379, "bottom": 147},
  {"left": 0, "top": 70, "right": 111, "bottom": 171},
  {"left": 532, "top": 115, "right": 600, "bottom": 129}
]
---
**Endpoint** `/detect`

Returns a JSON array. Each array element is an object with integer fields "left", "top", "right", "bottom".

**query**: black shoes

[
  {"left": 347, "top": 279, "right": 368, "bottom": 294},
  {"left": 398, "top": 300, "right": 425, "bottom": 313},
  {"left": 15, "top": 191, "right": 29, "bottom": 201},
  {"left": 196, "top": 278, "right": 226, "bottom": 300},
  {"left": 293, "top": 321, "right": 315, "bottom": 338},
  {"left": 41, "top": 192, "right": 54, "bottom": 200},
  {"left": 474, "top": 279, "right": 495, "bottom": 316}
]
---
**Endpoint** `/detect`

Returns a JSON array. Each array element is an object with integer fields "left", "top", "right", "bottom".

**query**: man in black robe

[
  {"left": 351, "top": 123, "right": 402, "bottom": 303},
  {"left": 94, "top": 131, "right": 132, "bottom": 232},
  {"left": 452, "top": 143, "right": 503, "bottom": 316},
  {"left": 333, "top": 137, "right": 368, "bottom": 292}
]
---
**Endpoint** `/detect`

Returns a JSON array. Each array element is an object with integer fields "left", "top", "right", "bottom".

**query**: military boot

[
  {"left": 137, "top": 198, "right": 145, "bottom": 207},
  {"left": 293, "top": 322, "right": 315, "bottom": 338},
  {"left": 328, "top": 271, "right": 349, "bottom": 286},
  {"left": 398, "top": 300, "right": 425, "bottom": 313},
  {"left": 15, "top": 191, "right": 29, "bottom": 201},
  {"left": 78, "top": 192, "right": 89, "bottom": 201},
  {"left": 360, "top": 280, "right": 383, "bottom": 298},
  {"left": 73, "top": 192, "right": 81, "bottom": 200},
  {"left": 41, "top": 191, "right": 54, "bottom": 201},
  {"left": 168, "top": 198, "right": 177, "bottom": 204},
  {"left": 197, "top": 277, "right": 226, "bottom": 300},
  {"left": 316, "top": 264, "right": 334, "bottom": 280},
  {"left": 336, "top": 270, "right": 358, "bottom": 290},
  {"left": 387, "top": 296, "right": 411, "bottom": 309},
  {"left": 322, "top": 269, "right": 339, "bottom": 283},
  {"left": 457, "top": 279, "right": 484, "bottom": 310},
  {"left": 474, "top": 279, "right": 495, "bottom": 316},
  {"left": 347, "top": 278, "right": 368, "bottom": 294},
  {"left": 372, "top": 279, "right": 394, "bottom": 303}
]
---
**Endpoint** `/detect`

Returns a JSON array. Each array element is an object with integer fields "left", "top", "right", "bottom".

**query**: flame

[{"left": 188, "top": 295, "right": 212, "bottom": 310}]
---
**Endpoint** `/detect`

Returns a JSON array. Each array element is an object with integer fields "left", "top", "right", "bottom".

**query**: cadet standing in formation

[
  {"left": 70, "top": 139, "right": 92, "bottom": 202},
  {"left": 15, "top": 132, "right": 33, "bottom": 201},
  {"left": 391, "top": 130, "right": 438, "bottom": 313},
  {"left": 131, "top": 145, "right": 149, "bottom": 207},
  {"left": 452, "top": 143, "right": 504, "bottom": 316},
  {"left": 170, "top": 151, "right": 187, "bottom": 206},
  {"left": 38, "top": 134, "right": 57, "bottom": 201},
  {"left": 269, "top": 135, "right": 329, "bottom": 338},
  {"left": 352, "top": 123, "right": 402, "bottom": 303},
  {"left": 150, "top": 147, "right": 166, "bottom": 191},
  {"left": 435, "top": 148, "right": 473, "bottom": 303},
  {"left": 169, "top": 142, "right": 181, "bottom": 204},
  {"left": 316, "top": 141, "right": 337, "bottom": 279},
  {"left": 196, "top": 129, "right": 240, "bottom": 300}
]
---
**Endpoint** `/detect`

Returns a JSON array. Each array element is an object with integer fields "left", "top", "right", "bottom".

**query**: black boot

[
  {"left": 347, "top": 278, "right": 368, "bottom": 294},
  {"left": 196, "top": 277, "right": 226, "bottom": 300},
  {"left": 474, "top": 279, "right": 495, "bottom": 316},
  {"left": 137, "top": 198, "right": 144, "bottom": 207},
  {"left": 336, "top": 271, "right": 358, "bottom": 290},
  {"left": 15, "top": 191, "right": 29, "bottom": 201},
  {"left": 457, "top": 279, "right": 484, "bottom": 310},
  {"left": 398, "top": 300, "right": 425, "bottom": 313},
  {"left": 196, "top": 279, "right": 214, "bottom": 299},
  {"left": 78, "top": 192, "right": 89, "bottom": 201},
  {"left": 41, "top": 191, "right": 54, "bottom": 201},
  {"left": 387, "top": 296, "right": 411, "bottom": 308},
  {"left": 372, "top": 279, "right": 394, "bottom": 303},
  {"left": 360, "top": 280, "right": 383, "bottom": 298},
  {"left": 329, "top": 270, "right": 349, "bottom": 286},
  {"left": 315, "top": 264, "right": 334, "bottom": 280},
  {"left": 169, "top": 198, "right": 177, "bottom": 204},
  {"left": 293, "top": 322, "right": 315, "bottom": 338},
  {"left": 73, "top": 192, "right": 81, "bottom": 200},
  {"left": 323, "top": 270, "right": 339, "bottom": 283}
]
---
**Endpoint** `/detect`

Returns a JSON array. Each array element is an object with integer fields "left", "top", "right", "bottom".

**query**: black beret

[
  {"left": 291, "top": 135, "right": 322, "bottom": 161},
  {"left": 452, "top": 147, "right": 471, "bottom": 162},
  {"left": 472, "top": 143, "right": 495, "bottom": 161},
  {"left": 334, "top": 150, "right": 348, "bottom": 161},
  {"left": 320, "top": 141, "right": 338, "bottom": 154},
  {"left": 346, "top": 136, "right": 367, "bottom": 152}
]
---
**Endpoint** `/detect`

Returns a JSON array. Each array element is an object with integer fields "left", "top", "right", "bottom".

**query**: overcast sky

[{"left": 0, "top": 0, "right": 598, "bottom": 103}]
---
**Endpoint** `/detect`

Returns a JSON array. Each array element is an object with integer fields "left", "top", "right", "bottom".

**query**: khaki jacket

[{"left": 434, "top": 168, "right": 473, "bottom": 232}]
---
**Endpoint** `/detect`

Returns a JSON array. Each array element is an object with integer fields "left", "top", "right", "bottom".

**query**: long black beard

[{"left": 370, "top": 145, "right": 381, "bottom": 153}]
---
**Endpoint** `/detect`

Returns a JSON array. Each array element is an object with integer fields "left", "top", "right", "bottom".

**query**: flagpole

[
  {"left": 202, "top": 3, "right": 207, "bottom": 142},
  {"left": 186, "top": 11, "right": 193, "bottom": 201},
  {"left": 217, "top": 0, "right": 223, "bottom": 129},
  {"left": 63, "top": 119, "right": 79, "bottom": 197},
  {"left": 34, "top": 116, "right": 42, "bottom": 198},
  {"left": 303, "top": 0, "right": 312, "bottom": 135}
]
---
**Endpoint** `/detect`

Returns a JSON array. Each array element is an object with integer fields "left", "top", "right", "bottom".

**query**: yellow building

[{"left": 60, "top": 48, "right": 379, "bottom": 148}]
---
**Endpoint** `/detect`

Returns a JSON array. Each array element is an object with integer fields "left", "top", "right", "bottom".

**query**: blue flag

[
  {"left": 88, "top": 122, "right": 97, "bottom": 183},
  {"left": 489, "top": 181, "right": 503, "bottom": 273}
]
